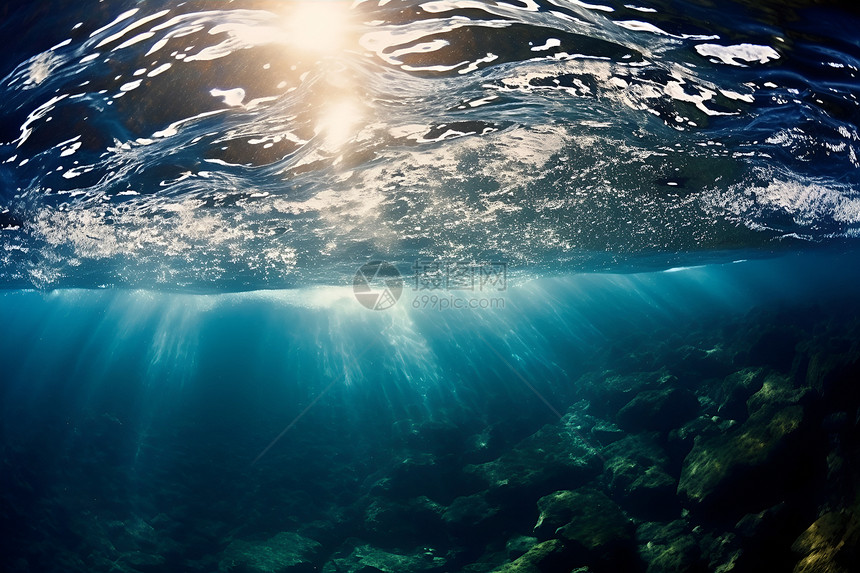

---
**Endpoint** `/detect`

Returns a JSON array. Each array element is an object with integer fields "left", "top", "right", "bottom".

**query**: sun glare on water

[
  {"left": 282, "top": 0, "right": 353, "bottom": 55},
  {"left": 316, "top": 99, "right": 364, "bottom": 151},
  {"left": 277, "top": 2, "right": 364, "bottom": 152}
]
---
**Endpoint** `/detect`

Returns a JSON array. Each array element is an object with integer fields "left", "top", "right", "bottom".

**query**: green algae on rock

[
  {"left": 677, "top": 403, "right": 817, "bottom": 517},
  {"left": 601, "top": 434, "right": 679, "bottom": 520},
  {"left": 636, "top": 520, "right": 702, "bottom": 573},
  {"left": 490, "top": 539, "right": 568, "bottom": 573},
  {"left": 322, "top": 543, "right": 446, "bottom": 573},
  {"left": 616, "top": 387, "right": 700, "bottom": 433},
  {"left": 792, "top": 509, "right": 860, "bottom": 573},
  {"left": 465, "top": 422, "right": 602, "bottom": 498},
  {"left": 533, "top": 488, "right": 638, "bottom": 572},
  {"left": 219, "top": 532, "right": 322, "bottom": 573}
]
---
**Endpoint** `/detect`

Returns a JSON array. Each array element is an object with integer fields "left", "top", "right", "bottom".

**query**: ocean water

[{"left": 2, "top": 1, "right": 860, "bottom": 572}]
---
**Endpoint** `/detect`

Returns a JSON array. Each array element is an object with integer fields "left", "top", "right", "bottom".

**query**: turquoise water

[
  {"left": 4, "top": 251, "right": 860, "bottom": 571},
  {"left": 3, "top": 1, "right": 860, "bottom": 572}
]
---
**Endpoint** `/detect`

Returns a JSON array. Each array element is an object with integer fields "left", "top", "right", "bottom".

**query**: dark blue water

[{"left": 3, "top": 1, "right": 860, "bottom": 572}]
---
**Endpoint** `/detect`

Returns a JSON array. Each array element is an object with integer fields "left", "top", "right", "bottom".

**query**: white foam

[
  {"left": 210, "top": 87, "right": 246, "bottom": 107},
  {"left": 119, "top": 79, "right": 143, "bottom": 92},
  {"left": 89, "top": 8, "right": 140, "bottom": 39},
  {"left": 531, "top": 38, "right": 561, "bottom": 52},
  {"left": 146, "top": 63, "right": 172, "bottom": 77},
  {"left": 96, "top": 9, "right": 168, "bottom": 48},
  {"left": 695, "top": 43, "right": 780, "bottom": 66}
]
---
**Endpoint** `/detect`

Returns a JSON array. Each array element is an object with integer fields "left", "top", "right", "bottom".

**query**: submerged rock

[
  {"left": 732, "top": 502, "right": 811, "bottom": 572},
  {"left": 616, "top": 387, "right": 700, "bottom": 433},
  {"left": 505, "top": 535, "right": 539, "bottom": 560},
  {"left": 605, "top": 461, "right": 677, "bottom": 520},
  {"left": 665, "top": 344, "right": 733, "bottom": 380},
  {"left": 362, "top": 495, "right": 445, "bottom": 546},
  {"left": 121, "top": 551, "right": 166, "bottom": 572},
  {"left": 490, "top": 539, "right": 567, "bottom": 573},
  {"left": 698, "top": 531, "right": 742, "bottom": 573},
  {"left": 396, "top": 419, "right": 475, "bottom": 457},
  {"left": 792, "top": 509, "right": 860, "bottom": 573},
  {"left": 677, "top": 403, "right": 818, "bottom": 518},
  {"left": 581, "top": 370, "right": 674, "bottom": 420},
  {"left": 743, "top": 327, "right": 802, "bottom": 372},
  {"left": 803, "top": 341, "right": 860, "bottom": 412},
  {"left": 322, "top": 543, "right": 446, "bottom": 573},
  {"left": 105, "top": 516, "right": 161, "bottom": 553},
  {"left": 636, "top": 520, "right": 702, "bottom": 573},
  {"left": 465, "top": 422, "right": 602, "bottom": 498},
  {"left": 533, "top": 488, "right": 638, "bottom": 572},
  {"left": 601, "top": 434, "right": 678, "bottom": 520},
  {"left": 371, "top": 452, "right": 474, "bottom": 502},
  {"left": 714, "top": 368, "right": 766, "bottom": 422},
  {"left": 219, "top": 532, "right": 322, "bottom": 573},
  {"left": 745, "top": 373, "right": 812, "bottom": 416},
  {"left": 442, "top": 492, "right": 499, "bottom": 530},
  {"left": 666, "top": 416, "right": 724, "bottom": 471},
  {"left": 590, "top": 420, "right": 625, "bottom": 446}
]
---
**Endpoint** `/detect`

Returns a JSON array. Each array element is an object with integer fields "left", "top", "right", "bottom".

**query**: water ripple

[{"left": 0, "top": 0, "right": 858, "bottom": 289}]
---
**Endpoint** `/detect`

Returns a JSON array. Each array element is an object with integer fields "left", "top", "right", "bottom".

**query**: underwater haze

[{"left": 3, "top": 0, "right": 860, "bottom": 572}]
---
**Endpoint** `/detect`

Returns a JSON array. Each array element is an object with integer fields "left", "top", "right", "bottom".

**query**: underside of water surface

[{"left": 3, "top": 0, "right": 860, "bottom": 572}]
